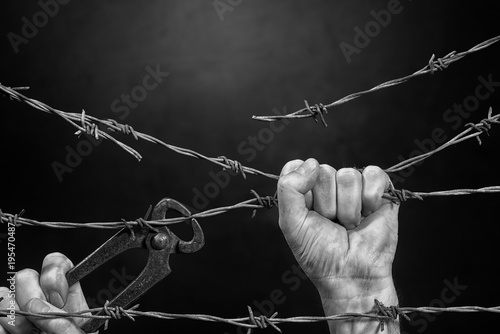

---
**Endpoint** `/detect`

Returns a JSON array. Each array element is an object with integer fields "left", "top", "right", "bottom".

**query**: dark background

[{"left": 1, "top": 1, "right": 499, "bottom": 333}]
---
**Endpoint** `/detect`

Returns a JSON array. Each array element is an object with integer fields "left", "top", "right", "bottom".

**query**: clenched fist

[{"left": 277, "top": 158, "right": 400, "bottom": 334}]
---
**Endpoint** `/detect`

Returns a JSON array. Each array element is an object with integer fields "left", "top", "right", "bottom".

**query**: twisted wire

[
  {"left": 1, "top": 82, "right": 497, "bottom": 185},
  {"left": 252, "top": 34, "right": 500, "bottom": 125},
  {"left": 0, "top": 83, "right": 278, "bottom": 180},
  {"left": 2, "top": 303, "right": 500, "bottom": 332},
  {"left": 385, "top": 107, "right": 499, "bottom": 173},
  {"left": 2, "top": 185, "right": 500, "bottom": 229}
]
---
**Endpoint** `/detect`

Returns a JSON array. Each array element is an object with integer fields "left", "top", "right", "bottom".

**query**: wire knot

[
  {"left": 106, "top": 119, "right": 139, "bottom": 140},
  {"left": 1, "top": 209, "right": 25, "bottom": 226},
  {"left": 74, "top": 109, "right": 100, "bottom": 140},
  {"left": 219, "top": 156, "right": 247, "bottom": 179},
  {"left": 122, "top": 205, "right": 157, "bottom": 238},
  {"left": 102, "top": 301, "right": 138, "bottom": 330},
  {"left": 373, "top": 299, "right": 410, "bottom": 332},
  {"left": 250, "top": 190, "right": 278, "bottom": 218},
  {"left": 135, "top": 218, "right": 160, "bottom": 233},
  {"left": 384, "top": 184, "right": 423, "bottom": 203},
  {"left": 304, "top": 100, "right": 328, "bottom": 127},
  {"left": 465, "top": 107, "right": 498, "bottom": 144},
  {"left": 428, "top": 51, "right": 456, "bottom": 74},
  {"left": 246, "top": 306, "right": 281, "bottom": 333}
]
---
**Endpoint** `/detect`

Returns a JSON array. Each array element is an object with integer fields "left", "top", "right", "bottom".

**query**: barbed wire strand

[
  {"left": 0, "top": 107, "right": 499, "bottom": 228},
  {"left": 1, "top": 302, "right": 500, "bottom": 332},
  {"left": 384, "top": 107, "right": 499, "bottom": 173},
  {"left": 0, "top": 84, "right": 278, "bottom": 180},
  {"left": 2, "top": 184, "right": 500, "bottom": 229},
  {"left": 1, "top": 40, "right": 499, "bottom": 334},
  {"left": 251, "top": 34, "right": 500, "bottom": 126},
  {"left": 1, "top": 81, "right": 498, "bottom": 186}
]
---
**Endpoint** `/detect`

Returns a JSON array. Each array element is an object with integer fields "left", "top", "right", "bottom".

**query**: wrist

[{"left": 318, "top": 278, "right": 400, "bottom": 334}]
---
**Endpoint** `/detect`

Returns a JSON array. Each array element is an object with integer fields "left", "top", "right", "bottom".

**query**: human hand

[
  {"left": 277, "top": 158, "right": 400, "bottom": 333},
  {"left": 0, "top": 252, "right": 90, "bottom": 334}
]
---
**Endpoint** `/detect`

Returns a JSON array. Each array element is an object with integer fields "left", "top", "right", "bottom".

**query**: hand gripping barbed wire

[
  {"left": 2, "top": 298, "right": 500, "bottom": 333},
  {"left": 1, "top": 104, "right": 499, "bottom": 229},
  {"left": 252, "top": 34, "right": 500, "bottom": 126},
  {"left": 1, "top": 38, "right": 500, "bottom": 334}
]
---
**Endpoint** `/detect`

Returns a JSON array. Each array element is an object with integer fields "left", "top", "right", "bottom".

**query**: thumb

[
  {"left": 27, "top": 298, "right": 85, "bottom": 334},
  {"left": 277, "top": 158, "right": 319, "bottom": 235}
]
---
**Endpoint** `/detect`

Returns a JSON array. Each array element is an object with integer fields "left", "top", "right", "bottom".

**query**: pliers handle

[{"left": 66, "top": 198, "right": 204, "bottom": 333}]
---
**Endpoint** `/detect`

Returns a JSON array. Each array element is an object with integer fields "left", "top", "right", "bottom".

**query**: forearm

[{"left": 318, "top": 279, "right": 400, "bottom": 334}]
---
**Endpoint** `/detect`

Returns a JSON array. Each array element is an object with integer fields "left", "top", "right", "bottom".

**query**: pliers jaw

[
  {"left": 151, "top": 198, "right": 204, "bottom": 254},
  {"left": 66, "top": 198, "right": 204, "bottom": 333}
]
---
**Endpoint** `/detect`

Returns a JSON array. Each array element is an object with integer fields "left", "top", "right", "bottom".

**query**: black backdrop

[{"left": 1, "top": 1, "right": 499, "bottom": 333}]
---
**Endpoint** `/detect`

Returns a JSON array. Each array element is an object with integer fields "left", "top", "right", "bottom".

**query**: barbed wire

[
  {"left": 1, "top": 300, "right": 500, "bottom": 333},
  {"left": 251, "top": 34, "right": 500, "bottom": 126},
  {"left": 1, "top": 33, "right": 499, "bottom": 334},
  {"left": 2, "top": 183, "right": 500, "bottom": 229},
  {"left": 0, "top": 105, "right": 498, "bottom": 229},
  {"left": 384, "top": 107, "right": 499, "bottom": 173},
  {"left": 1, "top": 81, "right": 498, "bottom": 186},
  {"left": 1, "top": 81, "right": 499, "bottom": 231},
  {"left": 0, "top": 84, "right": 278, "bottom": 181}
]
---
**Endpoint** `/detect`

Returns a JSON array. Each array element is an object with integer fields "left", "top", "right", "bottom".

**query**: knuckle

[
  {"left": 336, "top": 168, "right": 361, "bottom": 186},
  {"left": 16, "top": 269, "right": 39, "bottom": 283},
  {"left": 363, "top": 165, "right": 384, "bottom": 176},
  {"left": 277, "top": 174, "right": 295, "bottom": 190},
  {"left": 281, "top": 159, "right": 304, "bottom": 176},
  {"left": 363, "top": 166, "right": 387, "bottom": 185},
  {"left": 318, "top": 164, "right": 336, "bottom": 179}
]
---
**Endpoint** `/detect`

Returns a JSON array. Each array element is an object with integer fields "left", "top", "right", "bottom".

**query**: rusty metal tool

[{"left": 65, "top": 198, "right": 204, "bottom": 333}]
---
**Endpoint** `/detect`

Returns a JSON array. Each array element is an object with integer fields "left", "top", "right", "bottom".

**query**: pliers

[{"left": 65, "top": 198, "right": 205, "bottom": 333}]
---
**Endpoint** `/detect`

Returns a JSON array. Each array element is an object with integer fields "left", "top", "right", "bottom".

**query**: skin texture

[
  {"left": 277, "top": 158, "right": 400, "bottom": 334},
  {"left": 0, "top": 158, "right": 400, "bottom": 334},
  {"left": 0, "top": 253, "right": 91, "bottom": 334}
]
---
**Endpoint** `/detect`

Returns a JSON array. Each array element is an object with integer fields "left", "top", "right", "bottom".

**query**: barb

[
  {"left": 385, "top": 107, "right": 499, "bottom": 173},
  {"left": 0, "top": 82, "right": 279, "bottom": 180},
  {"left": 252, "top": 34, "right": 500, "bottom": 125},
  {"left": 2, "top": 303, "right": 500, "bottom": 332}
]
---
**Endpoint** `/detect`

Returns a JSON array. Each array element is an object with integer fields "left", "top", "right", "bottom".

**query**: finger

[
  {"left": 354, "top": 168, "right": 399, "bottom": 255},
  {"left": 336, "top": 168, "right": 362, "bottom": 229},
  {"left": 15, "top": 269, "right": 47, "bottom": 310},
  {"left": 312, "top": 164, "right": 337, "bottom": 220},
  {"left": 26, "top": 298, "right": 84, "bottom": 334},
  {"left": 277, "top": 158, "right": 319, "bottom": 235},
  {"left": 40, "top": 253, "right": 90, "bottom": 326},
  {"left": 361, "top": 166, "right": 390, "bottom": 216},
  {"left": 280, "top": 159, "right": 313, "bottom": 209},
  {"left": 40, "top": 253, "right": 73, "bottom": 309},
  {"left": 0, "top": 287, "right": 36, "bottom": 334}
]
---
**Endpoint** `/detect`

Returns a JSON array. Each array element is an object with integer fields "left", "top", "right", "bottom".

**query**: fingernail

[
  {"left": 49, "top": 291, "right": 64, "bottom": 308},
  {"left": 28, "top": 298, "right": 51, "bottom": 313},
  {"left": 295, "top": 159, "right": 317, "bottom": 175}
]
